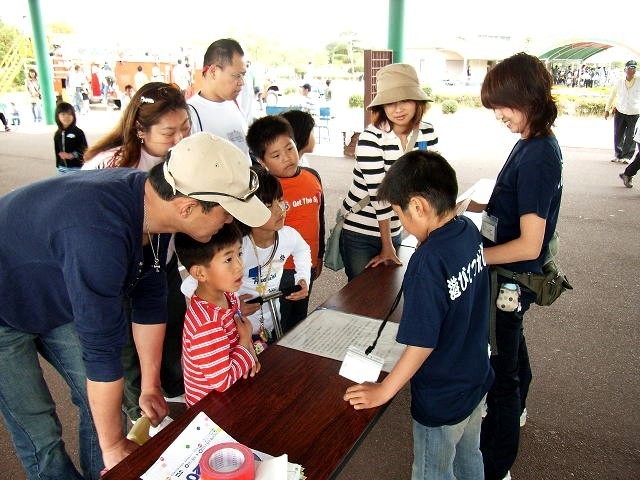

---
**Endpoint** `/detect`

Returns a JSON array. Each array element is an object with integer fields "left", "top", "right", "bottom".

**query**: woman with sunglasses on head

[
  {"left": 83, "top": 82, "right": 191, "bottom": 424},
  {"left": 464, "top": 53, "right": 564, "bottom": 480},
  {"left": 339, "top": 63, "right": 438, "bottom": 281}
]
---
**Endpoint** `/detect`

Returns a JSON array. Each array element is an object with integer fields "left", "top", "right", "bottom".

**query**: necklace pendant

[
  {"left": 153, "top": 259, "right": 161, "bottom": 273},
  {"left": 259, "top": 326, "right": 271, "bottom": 343}
]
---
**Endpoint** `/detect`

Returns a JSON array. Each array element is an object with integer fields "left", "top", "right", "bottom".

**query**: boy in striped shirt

[{"left": 175, "top": 223, "right": 260, "bottom": 407}]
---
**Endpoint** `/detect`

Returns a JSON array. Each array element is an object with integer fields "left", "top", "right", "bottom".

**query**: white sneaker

[
  {"left": 503, "top": 471, "right": 512, "bottom": 480},
  {"left": 520, "top": 408, "right": 527, "bottom": 427}
]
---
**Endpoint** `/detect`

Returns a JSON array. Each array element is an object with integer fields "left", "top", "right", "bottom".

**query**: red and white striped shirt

[{"left": 182, "top": 292, "right": 255, "bottom": 406}]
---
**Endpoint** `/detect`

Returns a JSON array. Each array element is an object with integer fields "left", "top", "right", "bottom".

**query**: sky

[{"left": 2, "top": 0, "right": 638, "bottom": 59}]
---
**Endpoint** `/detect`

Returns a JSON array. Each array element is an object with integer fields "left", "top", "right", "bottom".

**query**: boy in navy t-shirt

[{"left": 344, "top": 150, "right": 494, "bottom": 479}]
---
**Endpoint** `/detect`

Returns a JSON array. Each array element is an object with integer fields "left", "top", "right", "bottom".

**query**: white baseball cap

[{"left": 163, "top": 132, "right": 270, "bottom": 227}]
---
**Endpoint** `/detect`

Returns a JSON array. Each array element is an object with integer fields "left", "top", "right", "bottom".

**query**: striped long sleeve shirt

[
  {"left": 342, "top": 121, "right": 438, "bottom": 237},
  {"left": 183, "top": 292, "right": 255, "bottom": 406}
]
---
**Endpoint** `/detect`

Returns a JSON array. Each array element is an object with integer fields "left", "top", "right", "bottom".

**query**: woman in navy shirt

[{"left": 467, "top": 52, "right": 563, "bottom": 480}]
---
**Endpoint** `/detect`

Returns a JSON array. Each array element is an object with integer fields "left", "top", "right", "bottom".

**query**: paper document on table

[
  {"left": 141, "top": 411, "right": 304, "bottom": 480},
  {"left": 278, "top": 309, "right": 404, "bottom": 372}
]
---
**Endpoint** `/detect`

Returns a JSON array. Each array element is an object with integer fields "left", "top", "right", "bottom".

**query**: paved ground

[{"left": 0, "top": 107, "right": 638, "bottom": 479}]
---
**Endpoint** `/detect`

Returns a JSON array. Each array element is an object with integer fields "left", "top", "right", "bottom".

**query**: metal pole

[
  {"left": 388, "top": 0, "right": 405, "bottom": 63},
  {"left": 27, "top": 0, "right": 55, "bottom": 124},
  {"left": 267, "top": 299, "right": 284, "bottom": 340}
]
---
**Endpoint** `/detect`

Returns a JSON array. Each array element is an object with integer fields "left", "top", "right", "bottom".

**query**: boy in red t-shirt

[
  {"left": 246, "top": 115, "right": 325, "bottom": 332},
  {"left": 175, "top": 223, "right": 260, "bottom": 407}
]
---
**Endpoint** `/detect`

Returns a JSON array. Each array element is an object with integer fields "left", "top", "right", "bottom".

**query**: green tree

[
  {"left": 325, "top": 31, "right": 363, "bottom": 74},
  {"left": 0, "top": 20, "right": 28, "bottom": 88},
  {"left": 47, "top": 21, "right": 73, "bottom": 34}
]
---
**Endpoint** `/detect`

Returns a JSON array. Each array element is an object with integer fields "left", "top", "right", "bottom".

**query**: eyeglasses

[
  {"left": 215, "top": 65, "right": 245, "bottom": 83},
  {"left": 185, "top": 168, "right": 259, "bottom": 202}
]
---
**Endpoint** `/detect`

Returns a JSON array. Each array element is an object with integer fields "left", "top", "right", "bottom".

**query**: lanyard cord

[{"left": 365, "top": 284, "right": 403, "bottom": 355}]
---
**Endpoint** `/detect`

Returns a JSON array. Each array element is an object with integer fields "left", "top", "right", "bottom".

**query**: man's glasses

[{"left": 182, "top": 168, "right": 259, "bottom": 202}]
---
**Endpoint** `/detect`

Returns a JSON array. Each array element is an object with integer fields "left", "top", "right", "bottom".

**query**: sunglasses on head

[{"left": 178, "top": 168, "right": 259, "bottom": 202}]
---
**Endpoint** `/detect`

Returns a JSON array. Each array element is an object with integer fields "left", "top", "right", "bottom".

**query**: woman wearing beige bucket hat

[{"left": 338, "top": 63, "right": 438, "bottom": 280}]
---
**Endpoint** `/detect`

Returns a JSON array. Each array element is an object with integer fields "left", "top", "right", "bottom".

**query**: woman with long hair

[
  {"left": 338, "top": 63, "right": 438, "bottom": 281},
  {"left": 468, "top": 53, "right": 564, "bottom": 480},
  {"left": 83, "top": 82, "right": 191, "bottom": 422}
]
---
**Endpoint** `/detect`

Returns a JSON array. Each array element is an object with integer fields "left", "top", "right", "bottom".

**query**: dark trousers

[
  {"left": 122, "top": 255, "right": 186, "bottom": 420},
  {"left": 613, "top": 111, "right": 639, "bottom": 160},
  {"left": 278, "top": 267, "right": 316, "bottom": 334},
  {"left": 481, "top": 292, "right": 534, "bottom": 480},
  {"left": 624, "top": 145, "right": 640, "bottom": 177}
]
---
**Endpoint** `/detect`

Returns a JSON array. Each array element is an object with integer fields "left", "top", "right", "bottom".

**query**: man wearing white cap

[
  {"left": 0, "top": 133, "right": 269, "bottom": 478},
  {"left": 605, "top": 60, "right": 639, "bottom": 163}
]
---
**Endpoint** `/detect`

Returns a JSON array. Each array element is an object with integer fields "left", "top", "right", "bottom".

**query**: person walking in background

[
  {"left": 67, "top": 64, "right": 88, "bottom": 114},
  {"left": 134, "top": 65, "right": 150, "bottom": 90},
  {"left": 10, "top": 102, "right": 20, "bottom": 126},
  {"left": 172, "top": 58, "right": 191, "bottom": 93},
  {"left": 464, "top": 52, "right": 564, "bottom": 480},
  {"left": 83, "top": 82, "right": 192, "bottom": 422},
  {"left": 605, "top": 60, "right": 640, "bottom": 164},
  {"left": 187, "top": 38, "right": 251, "bottom": 162},
  {"left": 26, "top": 68, "right": 43, "bottom": 122},
  {"left": 339, "top": 63, "right": 438, "bottom": 281},
  {"left": 54, "top": 102, "right": 87, "bottom": 172},
  {"left": 618, "top": 117, "right": 640, "bottom": 188}
]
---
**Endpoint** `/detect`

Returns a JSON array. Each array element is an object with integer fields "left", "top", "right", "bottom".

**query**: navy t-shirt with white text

[{"left": 397, "top": 216, "right": 494, "bottom": 427}]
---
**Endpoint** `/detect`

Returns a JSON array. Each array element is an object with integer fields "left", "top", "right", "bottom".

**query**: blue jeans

[
  {"left": 0, "top": 323, "right": 103, "bottom": 480},
  {"left": 339, "top": 228, "right": 402, "bottom": 281},
  {"left": 412, "top": 397, "right": 485, "bottom": 480},
  {"left": 480, "top": 291, "right": 534, "bottom": 480}
]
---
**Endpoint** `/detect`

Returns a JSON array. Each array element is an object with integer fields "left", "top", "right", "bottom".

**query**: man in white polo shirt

[
  {"left": 605, "top": 60, "right": 640, "bottom": 163},
  {"left": 188, "top": 38, "right": 251, "bottom": 164}
]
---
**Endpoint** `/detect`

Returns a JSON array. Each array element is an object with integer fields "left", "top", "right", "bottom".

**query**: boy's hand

[
  {"left": 238, "top": 293, "right": 260, "bottom": 317},
  {"left": 242, "top": 346, "right": 261, "bottom": 379},
  {"left": 139, "top": 387, "right": 169, "bottom": 427},
  {"left": 343, "top": 382, "right": 392, "bottom": 410},
  {"left": 285, "top": 280, "right": 308, "bottom": 301},
  {"left": 101, "top": 437, "right": 139, "bottom": 470},
  {"left": 58, "top": 152, "right": 74, "bottom": 160},
  {"left": 234, "top": 311, "right": 254, "bottom": 342}
]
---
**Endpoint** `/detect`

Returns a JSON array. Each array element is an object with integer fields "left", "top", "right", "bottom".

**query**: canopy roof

[{"left": 539, "top": 42, "right": 612, "bottom": 61}]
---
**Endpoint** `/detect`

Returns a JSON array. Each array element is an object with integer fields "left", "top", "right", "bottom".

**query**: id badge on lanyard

[{"left": 481, "top": 212, "right": 498, "bottom": 243}]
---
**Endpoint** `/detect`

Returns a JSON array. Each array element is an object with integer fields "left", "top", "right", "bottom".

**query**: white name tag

[
  {"left": 481, "top": 212, "right": 498, "bottom": 243},
  {"left": 339, "top": 345, "right": 384, "bottom": 384}
]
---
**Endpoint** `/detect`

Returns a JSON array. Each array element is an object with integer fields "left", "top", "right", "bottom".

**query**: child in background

[
  {"left": 344, "top": 150, "right": 494, "bottom": 479},
  {"left": 238, "top": 167, "right": 311, "bottom": 350},
  {"left": 246, "top": 115, "right": 324, "bottom": 333},
  {"left": 281, "top": 109, "right": 316, "bottom": 167},
  {"left": 175, "top": 223, "right": 260, "bottom": 407},
  {"left": 54, "top": 101, "right": 87, "bottom": 172},
  {"left": 10, "top": 102, "right": 20, "bottom": 126}
]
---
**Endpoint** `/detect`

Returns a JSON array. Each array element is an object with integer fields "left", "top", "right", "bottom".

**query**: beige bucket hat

[{"left": 368, "top": 63, "right": 431, "bottom": 109}]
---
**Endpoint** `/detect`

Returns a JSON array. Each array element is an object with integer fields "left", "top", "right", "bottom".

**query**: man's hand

[
  {"left": 58, "top": 152, "right": 74, "bottom": 160},
  {"left": 604, "top": 110, "right": 610, "bottom": 120},
  {"left": 139, "top": 387, "right": 169, "bottom": 427},
  {"left": 343, "top": 382, "right": 393, "bottom": 410},
  {"left": 101, "top": 437, "right": 139, "bottom": 470}
]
